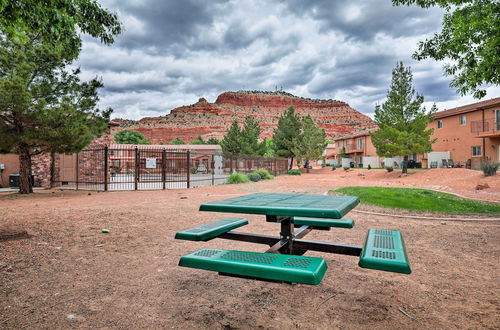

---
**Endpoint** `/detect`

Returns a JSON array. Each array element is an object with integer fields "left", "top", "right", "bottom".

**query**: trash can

[{"left": 8, "top": 174, "right": 34, "bottom": 188}]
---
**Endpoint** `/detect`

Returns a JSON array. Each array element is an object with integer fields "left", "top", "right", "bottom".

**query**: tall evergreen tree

[
  {"left": 0, "top": 36, "right": 114, "bottom": 193},
  {"left": 169, "top": 138, "right": 186, "bottom": 145},
  {"left": 190, "top": 136, "right": 205, "bottom": 145},
  {"left": 221, "top": 120, "right": 242, "bottom": 154},
  {"left": 273, "top": 106, "right": 301, "bottom": 169},
  {"left": 263, "top": 138, "right": 276, "bottom": 157},
  {"left": 0, "top": 1, "right": 121, "bottom": 194},
  {"left": 205, "top": 137, "right": 220, "bottom": 145},
  {"left": 291, "top": 115, "right": 327, "bottom": 173},
  {"left": 114, "top": 130, "right": 151, "bottom": 145},
  {"left": 240, "top": 116, "right": 265, "bottom": 155},
  {"left": 371, "top": 62, "right": 437, "bottom": 174}
]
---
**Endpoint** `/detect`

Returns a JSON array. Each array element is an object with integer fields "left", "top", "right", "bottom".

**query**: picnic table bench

[{"left": 175, "top": 193, "right": 411, "bottom": 285}]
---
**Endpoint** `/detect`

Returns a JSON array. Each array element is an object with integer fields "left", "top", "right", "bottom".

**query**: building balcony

[
  {"left": 346, "top": 145, "right": 363, "bottom": 153},
  {"left": 471, "top": 119, "right": 500, "bottom": 138}
]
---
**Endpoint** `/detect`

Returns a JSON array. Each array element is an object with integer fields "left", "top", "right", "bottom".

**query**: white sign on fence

[{"left": 145, "top": 158, "right": 157, "bottom": 169}]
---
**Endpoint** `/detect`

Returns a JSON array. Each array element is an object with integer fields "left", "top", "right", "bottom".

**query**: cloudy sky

[{"left": 77, "top": 0, "right": 499, "bottom": 120}]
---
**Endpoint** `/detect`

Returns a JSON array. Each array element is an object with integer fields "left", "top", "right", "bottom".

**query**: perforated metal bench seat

[
  {"left": 293, "top": 217, "right": 355, "bottom": 228},
  {"left": 175, "top": 218, "right": 248, "bottom": 241},
  {"left": 179, "top": 248, "right": 328, "bottom": 285},
  {"left": 359, "top": 229, "right": 411, "bottom": 274}
]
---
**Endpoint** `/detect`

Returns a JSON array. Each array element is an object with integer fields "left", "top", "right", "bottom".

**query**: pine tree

[
  {"left": 220, "top": 120, "right": 242, "bottom": 154},
  {"left": 0, "top": 1, "right": 121, "bottom": 194},
  {"left": 190, "top": 136, "right": 205, "bottom": 145},
  {"left": 205, "top": 137, "right": 220, "bottom": 145},
  {"left": 114, "top": 130, "right": 151, "bottom": 144},
  {"left": 240, "top": 116, "right": 265, "bottom": 155},
  {"left": 371, "top": 62, "right": 437, "bottom": 174},
  {"left": 273, "top": 106, "right": 301, "bottom": 169},
  {"left": 0, "top": 37, "right": 113, "bottom": 193},
  {"left": 169, "top": 138, "right": 186, "bottom": 145},
  {"left": 291, "top": 115, "right": 327, "bottom": 173}
]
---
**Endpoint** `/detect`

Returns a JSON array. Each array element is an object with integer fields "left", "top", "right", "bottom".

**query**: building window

[
  {"left": 472, "top": 146, "right": 482, "bottom": 157},
  {"left": 345, "top": 140, "right": 350, "bottom": 147},
  {"left": 357, "top": 138, "right": 363, "bottom": 150},
  {"left": 459, "top": 115, "right": 466, "bottom": 125},
  {"left": 437, "top": 120, "right": 443, "bottom": 129},
  {"left": 337, "top": 141, "right": 342, "bottom": 148}
]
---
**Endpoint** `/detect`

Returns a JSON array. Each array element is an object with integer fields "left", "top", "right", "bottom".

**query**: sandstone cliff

[{"left": 114, "top": 91, "right": 375, "bottom": 144}]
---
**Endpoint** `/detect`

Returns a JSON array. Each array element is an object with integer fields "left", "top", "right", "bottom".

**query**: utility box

[{"left": 8, "top": 174, "right": 34, "bottom": 188}]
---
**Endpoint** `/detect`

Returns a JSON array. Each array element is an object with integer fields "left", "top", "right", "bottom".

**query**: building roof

[
  {"left": 333, "top": 128, "right": 378, "bottom": 141},
  {"left": 434, "top": 97, "right": 500, "bottom": 119}
]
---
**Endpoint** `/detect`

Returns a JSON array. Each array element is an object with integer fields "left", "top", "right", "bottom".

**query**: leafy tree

[
  {"left": 114, "top": 130, "right": 151, "bottom": 145},
  {"left": 240, "top": 116, "right": 265, "bottom": 155},
  {"left": 393, "top": 0, "right": 499, "bottom": 98},
  {"left": 339, "top": 146, "right": 348, "bottom": 159},
  {"left": 0, "top": 0, "right": 122, "bottom": 62},
  {"left": 0, "top": 38, "right": 114, "bottom": 193},
  {"left": 205, "top": 137, "right": 220, "bottom": 145},
  {"left": 371, "top": 62, "right": 437, "bottom": 174},
  {"left": 291, "top": 115, "right": 327, "bottom": 173},
  {"left": 169, "top": 138, "right": 186, "bottom": 145},
  {"left": 263, "top": 138, "right": 276, "bottom": 157},
  {"left": 273, "top": 106, "right": 302, "bottom": 169},
  {"left": 189, "top": 136, "right": 205, "bottom": 145},
  {"left": 221, "top": 120, "right": 242, "bottom": 154}
]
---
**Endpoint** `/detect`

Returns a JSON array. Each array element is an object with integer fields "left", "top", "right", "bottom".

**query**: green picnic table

[{"left": 175, "top": 193, "right": 411, "bottom": 285}]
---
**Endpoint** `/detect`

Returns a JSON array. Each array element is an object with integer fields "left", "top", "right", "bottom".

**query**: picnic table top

[{"left": 199, "top": 193, "right": 359, "bottom": 219}]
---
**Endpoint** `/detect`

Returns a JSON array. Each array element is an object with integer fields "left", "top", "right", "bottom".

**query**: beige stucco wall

[
  {"left": 0, "top": 154, "right": 20, "bottom": 188},
  {"left": 431, "top": 106, "right": 500, "bottom": 165}
]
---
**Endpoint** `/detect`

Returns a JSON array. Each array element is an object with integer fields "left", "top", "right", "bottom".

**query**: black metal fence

[{"left": 55, "top": 146, "right": 289, "bottom": 191}]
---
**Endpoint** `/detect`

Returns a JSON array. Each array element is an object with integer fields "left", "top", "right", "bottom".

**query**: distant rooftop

[{"left": 434, "top": 97, "right": 500, "bottom": 119}]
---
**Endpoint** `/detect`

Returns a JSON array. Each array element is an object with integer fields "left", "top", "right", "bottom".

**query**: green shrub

[
  {"left": 190, "top": 167, "right": 197, "bottom": 174},
  {"left": 247, "top": 173, "right": 261, "bottom": 182},
  {"left": 226, "top": 173, "right": 250, "bottom": 184},
  {"left": 481, "top": 162, "right": 499, "bottom": 177},
  {"left": 385, "top": 166, "right": 394, "bottom": 172},
  {"left": 254, "top": 169, "right": 274, "bottom": 180},
  {"left": 331, "top": 166, "right": 336, "bottom": 171},
  {"left": 343, "top": 167, "right": 349, "bottom": 171},
  {"left": 287, "top": 169, "right": 301, "bottom": 176},
  {"left": 367, "top": 164, "right": 371, "bottom": 170}
]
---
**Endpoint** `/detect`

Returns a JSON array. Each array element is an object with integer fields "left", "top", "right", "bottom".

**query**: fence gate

[{"left": 55, "top": 146, "right": 288, "bottom": 191}]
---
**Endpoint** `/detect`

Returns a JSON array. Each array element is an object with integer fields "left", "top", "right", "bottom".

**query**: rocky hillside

[{"left": 114, "top": 91, "right": 376, "bottom": 144}]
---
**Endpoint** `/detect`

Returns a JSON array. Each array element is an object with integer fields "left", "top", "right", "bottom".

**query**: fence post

[
  {"left": 274, "top": 158, "right": 277, "bottom": 176},
  {"left": 134, "top": 147, "right": 139, "bottom": 190},
  {"left": 50, "top": 152, "right": 55, "bottom": 188},
  {"left": 186, "top": 150, "right": 190, "bottom": 188},
  {"left": 162, "top": 149, "right": 166, "bottom": 190},
  {"left": 75, "top": 152, "right": 79, "bottom": 190},
  {"left": 211, "top": 154, "right": 215, "bottom": 186},
  {"left": 104, "top": 146, "right": 108, "bottom": 191}
]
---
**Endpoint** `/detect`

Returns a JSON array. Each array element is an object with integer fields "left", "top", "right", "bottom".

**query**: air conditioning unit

[{"left": 9, "top": 174, "right": 35, "bottom": 188}]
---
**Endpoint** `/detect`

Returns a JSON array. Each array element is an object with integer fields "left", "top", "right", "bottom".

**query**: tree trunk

[
  {"left": 289, "top": 157, "right": 294, "bottom": 170},
  {"left": 305, "top": 160, "right": 310, "bottom": 173},
  {"left": 402, "top": 155, "right": 408, "bottom": 174},
  {"left": 18, "top": 149, "right": 32, "bottom": 194}
]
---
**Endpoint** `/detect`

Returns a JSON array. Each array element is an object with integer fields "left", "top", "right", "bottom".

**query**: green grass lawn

[{"left": 333, "top": 186, "right": 500, "bottom": 215}]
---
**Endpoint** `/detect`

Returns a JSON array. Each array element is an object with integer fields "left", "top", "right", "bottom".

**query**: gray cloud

[
  {"left": 282, "top": 0, "right": 444, "bottom": 41},
  {"left": 75, "top": 0, "right": 493, "bottom": 120}
]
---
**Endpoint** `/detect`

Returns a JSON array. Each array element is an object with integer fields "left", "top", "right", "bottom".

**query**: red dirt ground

[{"left": 0, "top": 169, "right": 499, "bottom": 329}]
